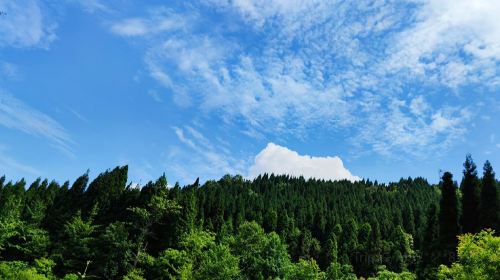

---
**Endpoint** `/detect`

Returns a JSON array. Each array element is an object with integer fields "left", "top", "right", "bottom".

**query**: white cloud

[
  {"left": 111, "top": 18, "right": 149, "bottom": 36},
  {"left": 204, "top": 0, "right": 315, "bottom": 28},
  {"left": 0, "top": 91, "right": 73, "bottom": 156},
  {"left": 409, "top": 96, "right": 429, "bottom": 117},
  {"left": 249, "top": 143, "right": 360, "bottom": 182},
  {"left": 357, "top": 96, "right": 472, "bottom": 158},
  {"left": 110, "top": 9, "right": 188, "bottom": 37},
  {"left": 72, "top": 0, "right": 109, "bottom": 13},
  {"left": 110, "top": 1, "right": 497, "bottom": 158},
  {"left": 0, "top": 0, "right": 56, "bottom": 49},
  {"left": 385, "top": 0, "right": 500, "bottom": 87}
]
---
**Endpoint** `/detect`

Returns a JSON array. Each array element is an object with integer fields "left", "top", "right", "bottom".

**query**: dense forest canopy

[{"left": 0, "top": 156, "right": 499, "bottom": 279}]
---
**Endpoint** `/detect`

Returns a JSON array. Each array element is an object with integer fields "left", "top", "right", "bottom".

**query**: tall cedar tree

[
  {"left": 418, "top": 203, "right": 439, "bottom": 280},
  {"left": 479, "top": 161, "right": 498, "bottom": 231},
  {"left": 439, "top": 171, "right": 459, "bottom": 265},
  {"left": 460, "top": 155, "right": 480, "bottom": 233}
]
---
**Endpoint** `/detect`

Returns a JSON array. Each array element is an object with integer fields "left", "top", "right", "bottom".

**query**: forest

[{"left": 0, "top": 155, "right": 498, "bottom": 280}]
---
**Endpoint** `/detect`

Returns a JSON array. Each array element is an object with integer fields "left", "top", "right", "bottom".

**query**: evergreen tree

[
  {"left": 479, "top": 161, "right": 498, "bottom": 231},
  {"left": 438, "top": 172, "right": 459, "bottom": 265},
  {"left": 419, "top": 204, "right": 439, "bottom": 279},
  {"left": 460, "top": 155, "right": 480, "bottom": 233},
  {"left": 323, "top": 232, "right": 338, "bottom": 266}
]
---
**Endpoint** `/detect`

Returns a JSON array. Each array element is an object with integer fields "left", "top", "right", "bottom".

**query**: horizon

[
  {"left": 1, "top": 154, "right": 494, "bottom": 188},
  {"left": 1, "top": 1, "right": 499, "bottom": 186}
]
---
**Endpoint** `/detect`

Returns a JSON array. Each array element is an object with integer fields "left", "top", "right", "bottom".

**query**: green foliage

[
  {"left": 155, "top": 248, "right": 193, "bottom": 279},
  {"left": 290, "top": 259, "right": 325, "bottom": 280},
  {"left": 56, "top": 211, "right": 97, "bottom": 275},
  {"left": 61, "top": 274, "right": 78, "bottom": 280},
  {"left": 0, "top": 160, "right": 498, "bottom": 279},
  {"left": 325, "top": 262, "right": 357, "bottom": 280},
  {"left": 154, "top": 229, "right": 240, "bottom": 280},
  {"left": 123, "top": 268, "right": 145, "bottom": 280},
  {"left": 33, "top": 258, "right": 55, "bottom": 278},
  {"left": 325, "top": 232, "right": 338, "bottom": 263},
  {"left": 233, "top": 221, "right": 292, "bottom": 279},
  {"left": 368, "top": 266, "right": 416, "bottom": 280},
  {"left": 418, "top": 203, "right": 440, "bottom": 279},
  {"left": 0, "top": 195, "right": 23, "bottom": 252},
  {"left": 96, "top": 222, "right": 134, "bottom": 279},
  {"left": 437, "top": 229, "right": 500, "bottom": 280},
  {"left": 0, "top": 260, "right": 51, "bottom": 280},
  {"left": 195, "top": 243, "right": 240, "bottom": 280}
]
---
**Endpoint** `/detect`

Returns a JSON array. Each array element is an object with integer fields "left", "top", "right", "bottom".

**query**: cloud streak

[
  {"left": 110, "top": 8, "right": 189, "bottom": 37},
  {"left": 0, "top": 144, "right": 41, "bottom": 177},
  {"left": 0, "top": 91, "right": 73, "bottom": 157},
  {"left": 169, "top": 125, "right": 247, "bottom": 183}
]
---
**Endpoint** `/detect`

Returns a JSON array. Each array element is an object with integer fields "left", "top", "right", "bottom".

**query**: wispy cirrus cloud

[
  {"left": 384, "top": 0, "right": 500, "bottom": 88},
  {"left": 0, "top": 0, "right": 57, "bottom": 49},
  {"left": 169, "top": 125, "right": 247, "bottom": 182},
  {"left": 110, "top": 8, "right": 189, "bottom": 37},
  {"left": 70, "top": 0, "right": 110, "bottom": 14},
  {"left": 0, "top": 143, "right": 41, "bottom": 177},
  {"left": 0, "top": 62, "right": 19, "bottom": 81},
  {"left": 110, "top": 0, "right": 499, "bottom": 158},
  {"left": 356, "top": 95, "right": 472, "bottom": 158},
  {"left": 0, "top": 91, "right": 73, "bottom": 157}
]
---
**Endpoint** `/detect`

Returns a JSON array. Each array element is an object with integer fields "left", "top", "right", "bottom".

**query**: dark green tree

[
  {"left": 418, "top": 204, "right": 439, "bottom": 279},
  {"left": 56, "top": 210, "right": 98, "bottom": 276},
  {"left": 323, "top": 232, "right": 338, "bottom": 266},
  {"left": 438, "top": 172, "right": 459, "bottom": 265},
  {"left": 460, "top": 155, "right": 480, "bottom": 233},
  {"left": 479, "top": 161, "right": 498, "bottom": 231}
]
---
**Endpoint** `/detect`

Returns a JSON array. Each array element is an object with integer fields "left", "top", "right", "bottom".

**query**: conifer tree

[
  {"left": 438, "top": 172, "right": 459, "bottom": 265},
  {"left": 460, "top": 155, "right": 480, "bottom": 233},
  {"left": 479, "top": 161, "right": 498, "bottom": 231},
  {"left": 418, "top": 204, "right": 439, "bottom": 279}
]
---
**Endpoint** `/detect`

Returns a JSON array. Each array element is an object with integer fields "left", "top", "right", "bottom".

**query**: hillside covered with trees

[{"left": 0, "top": 156, "right": 498, "bottom": 279}]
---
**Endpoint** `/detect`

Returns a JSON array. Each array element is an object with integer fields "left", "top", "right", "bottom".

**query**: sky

[{"left": 0, "top": 0, "right": 499, "bottom": 186}]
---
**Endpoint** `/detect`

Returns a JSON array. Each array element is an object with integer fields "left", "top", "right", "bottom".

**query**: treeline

[{"left": 0, "top": 155, "right": 498, "bottom": 279}]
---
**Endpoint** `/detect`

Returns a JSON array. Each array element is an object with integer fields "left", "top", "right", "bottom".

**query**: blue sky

[{"left": 0, "top": 0, "right": 499, "bottom": 185}]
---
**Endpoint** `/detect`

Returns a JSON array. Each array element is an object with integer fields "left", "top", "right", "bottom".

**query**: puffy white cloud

[{"left": 249, "top": 143, "right": 360, "bottom": 182}]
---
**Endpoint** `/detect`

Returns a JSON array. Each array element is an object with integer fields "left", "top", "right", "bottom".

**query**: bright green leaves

[
  {"left": 438, "top": 230, "right": 500, "bottom": 280},
  {"left": 154, "top": 230, "right": 239, "bottom": 280}
]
